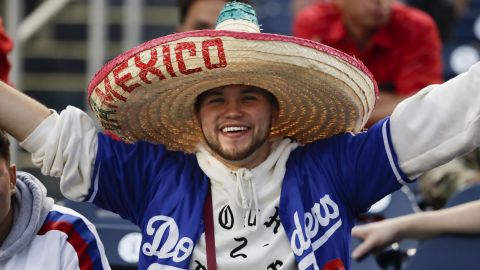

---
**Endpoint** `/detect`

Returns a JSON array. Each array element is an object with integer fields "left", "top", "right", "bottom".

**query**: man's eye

[
  {"left": 208, "top": 98, "right": 224, "bottom": 104},
  {"left": 243, "top": 96, "right": 257, "bottom": 101}
]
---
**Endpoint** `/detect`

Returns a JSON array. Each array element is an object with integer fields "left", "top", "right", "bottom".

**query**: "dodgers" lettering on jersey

[{"left": 291, "top": 194, "right": 342, "bottom": 270}]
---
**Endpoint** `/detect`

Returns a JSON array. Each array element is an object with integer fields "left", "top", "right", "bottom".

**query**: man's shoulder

[
  {"left": 98, "top": 132, "right": 194, "bottom": 162},
  {"left": 293, "top": 133, "right": 352, "bottom": 156},
  {"left": 293, "top": 2, "right": 347, "bottom": 43},
  {"left": 39, "top": 204, "right": 95, "bottom": 234}
]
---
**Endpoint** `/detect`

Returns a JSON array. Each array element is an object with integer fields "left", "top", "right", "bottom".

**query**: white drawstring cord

[
  {"left": 235, "top": 168, "right": 250, "bottom": 209},
  {"left": 233, "top": 168, "right": 259, "bottom": 231}
]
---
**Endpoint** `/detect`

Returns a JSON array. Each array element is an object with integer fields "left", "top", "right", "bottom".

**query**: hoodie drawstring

[{"left": 233, "top": 168, "right": 259, "bottom": 231}]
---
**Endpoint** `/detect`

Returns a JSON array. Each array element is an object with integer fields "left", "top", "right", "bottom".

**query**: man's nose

[{"left": 223, "top": 100, "right": 243, "bottom": 117}]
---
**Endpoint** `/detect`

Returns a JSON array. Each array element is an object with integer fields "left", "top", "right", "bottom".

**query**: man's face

[
  {"left": 196, "top": 85, "right": 278, "bottom": 168},
  {"left": 336, "top": 0, "right": 394, "bottom": 28},
  {"left": 178, "top": 0, "right": 227, "bottom": 31},
  {"left": 0, "top": 158, "right": 15, "bottom": 234}
]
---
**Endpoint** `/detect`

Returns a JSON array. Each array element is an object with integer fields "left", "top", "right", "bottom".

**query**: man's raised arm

[
  {"left": 0, "top": 80, "right": 99, "bottom": 201},
  {"left": 0, "top": 80, "right": 51, "bottom": 141},
  {"left": 391, "top": 62, "right": 480, "bottom": 179}
]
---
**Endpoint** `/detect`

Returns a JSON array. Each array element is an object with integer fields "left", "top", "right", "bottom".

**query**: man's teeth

[{"left": 222, "top": 126, "right": 247, "bottom": 132}]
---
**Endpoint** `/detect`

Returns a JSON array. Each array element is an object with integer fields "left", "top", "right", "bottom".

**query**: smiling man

[
  {"left": 0, "top": 2, "right": 479, "bottom": 270},
  {"left": 195, "top": 85, "right": 278, "bottom": 168}
]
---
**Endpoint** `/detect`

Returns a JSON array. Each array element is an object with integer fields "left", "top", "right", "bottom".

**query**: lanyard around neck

[{"left": 204, "top": 185, "right": 217, "bottom": 270}]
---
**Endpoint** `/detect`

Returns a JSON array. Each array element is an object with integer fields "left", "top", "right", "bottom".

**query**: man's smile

[
  {"left": 220, "top": 125, "right": 251, "bottom": 139},
  {"left": 221, "top": 126, "right": 249, "bottom": 133}
]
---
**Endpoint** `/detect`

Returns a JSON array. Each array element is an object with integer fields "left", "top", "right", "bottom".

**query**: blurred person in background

[
  {"left": 292, "top": 0, "right": 332, "bottom": 17},
  {"left": 0, "top": 130, "right": 111, "bottom": 269},
  {"left": 464, "top": 148, "right": 480, "bottom": 171},
  {"left": 177, "top": 0, "right": 251, "bottom": 31},
  {"left": 404, "top": 0, "right": 455, "bottom": 42},
  {"left": 419, "top": 157, "right": 480, "bottom": 210},
  {"left": 293, "top": 0, "right": 443, "bottom": 126},
  {"left": 0, "top": 18, "right": 13, "bottom": 85}
]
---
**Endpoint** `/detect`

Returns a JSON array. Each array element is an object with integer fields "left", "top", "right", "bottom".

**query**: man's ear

[{"left": 9, "top": 164, "right": 16, "bottom": 194}]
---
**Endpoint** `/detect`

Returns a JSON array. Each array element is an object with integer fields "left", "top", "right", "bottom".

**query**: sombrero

[{"left": 88, "top": 1, "right": 378, "bottom": 153}]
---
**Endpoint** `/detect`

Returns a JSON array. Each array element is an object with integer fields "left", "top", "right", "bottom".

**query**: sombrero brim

[{"left": 88, "top": 30, "right": 378, "bottom": 153}]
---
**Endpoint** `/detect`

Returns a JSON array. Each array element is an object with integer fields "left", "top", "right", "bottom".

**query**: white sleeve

[
  {"left": 19, "top": 106, "right": 99, "bottom": 201},
  {"left": 391, "top": 62, "right": 480, "bottom": 179}
]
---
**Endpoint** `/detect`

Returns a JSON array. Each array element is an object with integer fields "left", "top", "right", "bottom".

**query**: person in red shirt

[
  {"left": 0, "top": 18, "right": 13, "bottom": 85},
  {"left": 293, "top": 0, "right": 443, "bottom": 126}
]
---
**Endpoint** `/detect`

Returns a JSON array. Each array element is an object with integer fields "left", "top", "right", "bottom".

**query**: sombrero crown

[{"left": 88, "top": 1, "right": 378, "bottom": 153}]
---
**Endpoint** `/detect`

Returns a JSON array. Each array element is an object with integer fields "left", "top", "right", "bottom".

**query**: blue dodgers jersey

[
  {"left": 279, "top": 119, "right": 411, "bottom": 270},
  {"left": 87, "top": 118, "right": 410, "bottom": 270},
  {"left": 86, "top": 139, "right": 209, "bottom": 269}
]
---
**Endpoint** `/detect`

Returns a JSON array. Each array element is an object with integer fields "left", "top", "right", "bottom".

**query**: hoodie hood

[{"left": 0, "top": 172, "right": 54, "bottom": 261}]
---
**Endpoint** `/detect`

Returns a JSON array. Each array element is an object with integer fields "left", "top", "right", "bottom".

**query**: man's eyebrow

[{"left": 201, "top": 89, "right": 223, "bottom": 98}]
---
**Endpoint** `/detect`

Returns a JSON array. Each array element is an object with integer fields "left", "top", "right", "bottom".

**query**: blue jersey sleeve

[
  {"left": 85, "top": 133, "right": 194, "bottom": 225},
  {"left": 307, "top": 118, "right": 412, "bottom": 213}
]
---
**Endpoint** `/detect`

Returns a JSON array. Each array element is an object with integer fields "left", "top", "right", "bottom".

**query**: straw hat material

[{"left": 88, "top": 2, "right": 378, "bottom": 153}]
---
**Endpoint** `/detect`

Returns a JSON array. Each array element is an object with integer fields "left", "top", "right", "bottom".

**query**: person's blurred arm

[
  {"left": 351, "top": 200, "right": 480, "bottom": 260},
  {"left": 0, "top": 80, "right": 51, "bottom": 141}
]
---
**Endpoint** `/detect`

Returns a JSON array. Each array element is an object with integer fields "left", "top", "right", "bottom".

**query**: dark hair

[
  {"left": 178, "top": 0, "right": 251, "bottom": 24},
  {"left": 194, "top": 86, "right": 279, "bottom": 113},
  {"left": 0, "top": 130, "right": 10, "bottom": 164}
]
